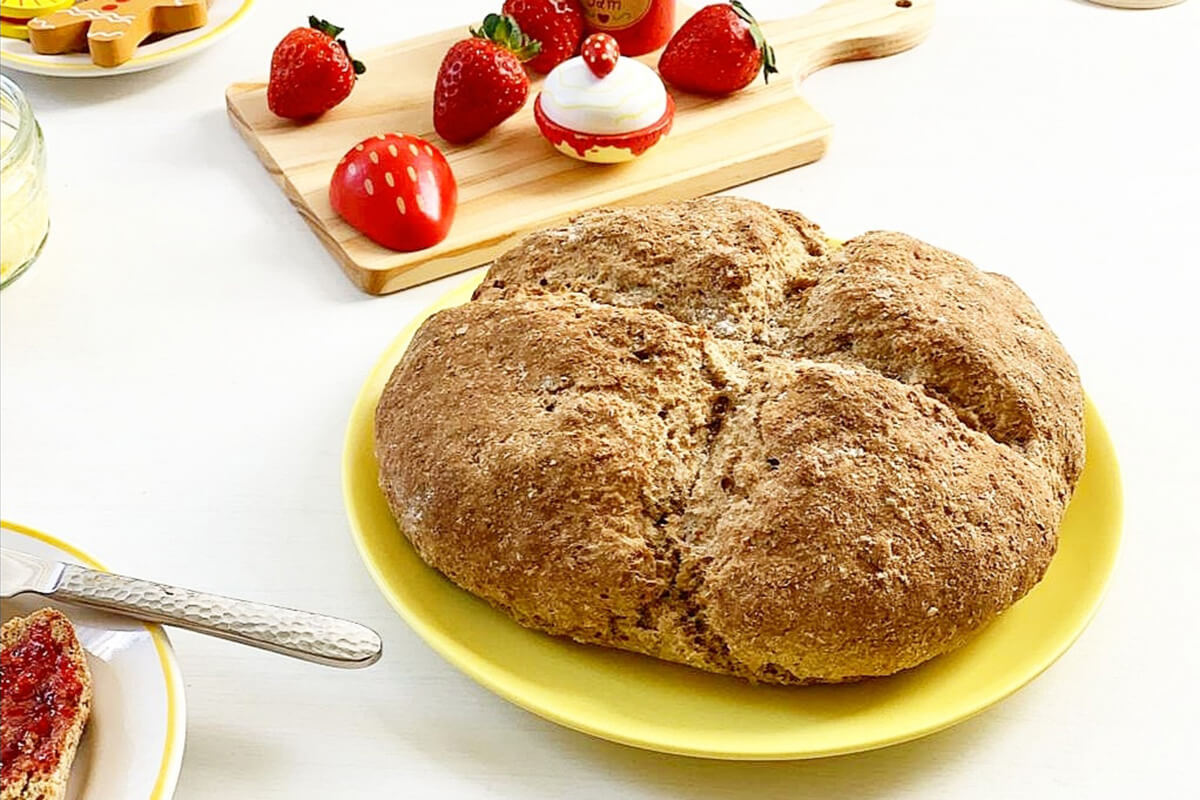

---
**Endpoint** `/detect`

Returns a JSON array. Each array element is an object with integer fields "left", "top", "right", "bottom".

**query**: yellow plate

[
  {"left": 0, "top": 0, "right": 73, "bottom": 40},
  {"left": 0, "top": 0, "right": 74, "bottom": 21},
  {"left": 0, "top": 19, "right": 30, "bottom": 40},
  {"left": 344, "top": 273, "right": 1123, "bottom": 760},
  {"left": 0, "top": 0, "right": 253, "bottom": 77}
]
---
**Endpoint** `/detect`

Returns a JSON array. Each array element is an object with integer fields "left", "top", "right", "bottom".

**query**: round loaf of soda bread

[{"left": 375, "top": 197, "right": 1085, "bottom": 684}]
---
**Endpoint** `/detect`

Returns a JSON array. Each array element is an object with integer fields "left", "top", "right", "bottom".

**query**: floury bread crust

[{"left": 376, "top": 197, "right": 1085, "bottom": 684}]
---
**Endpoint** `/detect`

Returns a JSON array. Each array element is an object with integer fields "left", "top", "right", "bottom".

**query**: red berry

[
  {"left": 581, "top": 33, "right": 619, "bottom": 78},
  {"left": 658, "top": 1, "right": 777, "bottom": 96},
  {"left": 329, "top": 133, "right": 457, "bottom": 252},
  {"left": 434, "top": 14, "right": 540, "bottom": 144},
  {"left": 268, "top": 16, "right": 365, "bottom": 120},
  {"left": 502, "top": 0, "right": 584, "bottom": 74}
]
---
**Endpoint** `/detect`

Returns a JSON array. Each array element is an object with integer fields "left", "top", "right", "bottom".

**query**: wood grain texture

[{"left": 226, "top": 0, "right": 934, "bottom": 295}]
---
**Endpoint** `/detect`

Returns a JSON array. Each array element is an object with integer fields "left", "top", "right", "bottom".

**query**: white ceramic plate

[
  {"left": 0, "top": 520, "right": 186, "bottom": 800},
  {"left": 0, "top": 0, "right": 254, "bottom": 77}
]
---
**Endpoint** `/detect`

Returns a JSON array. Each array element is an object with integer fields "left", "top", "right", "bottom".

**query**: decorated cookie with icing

[
  {"left": 27, "top": 0, "right": 208, "bottom": 67},
  {"left": 534, "top": 32, "right": 675, "bottom": 163}
]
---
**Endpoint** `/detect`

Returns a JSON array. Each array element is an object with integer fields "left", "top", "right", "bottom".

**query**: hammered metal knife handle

[{"left": 54, "top": 564, "right": 382, "bottom": 668}]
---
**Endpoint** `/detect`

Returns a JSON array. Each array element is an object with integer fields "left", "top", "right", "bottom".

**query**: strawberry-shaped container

[{"left": 533, "top": 33, "right": 674, "bottom": 163}]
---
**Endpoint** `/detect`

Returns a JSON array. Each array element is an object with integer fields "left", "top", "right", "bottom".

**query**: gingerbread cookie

[{"left": 27, "top": 0, "right": 209, "bottom": 67}]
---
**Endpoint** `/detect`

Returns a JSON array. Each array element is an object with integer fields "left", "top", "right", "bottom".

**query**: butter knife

[{"left": 0, "top": 547, "right": 382, "bottom": 668}]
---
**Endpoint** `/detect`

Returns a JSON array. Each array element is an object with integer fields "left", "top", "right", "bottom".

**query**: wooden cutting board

[{"left": 226, "top": 0, "right": 934, "bottom": 295}]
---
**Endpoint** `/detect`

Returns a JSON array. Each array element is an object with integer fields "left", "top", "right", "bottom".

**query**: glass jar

[
  {"left": 1, "top": 74, "right": 49, "bottom": 289},
  {"left": 582, "top": 0, "right": 676, "bottom": 56}
]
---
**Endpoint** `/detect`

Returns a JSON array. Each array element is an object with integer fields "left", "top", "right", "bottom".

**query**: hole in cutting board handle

[{"left": 896, "top": 0, "right": 912, "bottom": 7}]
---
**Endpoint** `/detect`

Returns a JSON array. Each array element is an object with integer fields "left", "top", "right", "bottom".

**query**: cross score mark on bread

[
  {"left": 375, "top": 197, "right": 1086, "bottom": 685},
  {"left": 27, "top": 0, "right": 209, "bottom": 68},
  {"left": 1, "top": 608, "right": 93, "bottom": 800}
]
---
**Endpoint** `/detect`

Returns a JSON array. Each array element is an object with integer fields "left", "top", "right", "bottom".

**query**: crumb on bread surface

[{"left": 378, "top": 197, "right": 1085, "bottom": 684}]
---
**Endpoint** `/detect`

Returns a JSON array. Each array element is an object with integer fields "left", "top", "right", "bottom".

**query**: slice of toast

[{"left": 1, "top": 608, "right": 93, "bottom": 800}]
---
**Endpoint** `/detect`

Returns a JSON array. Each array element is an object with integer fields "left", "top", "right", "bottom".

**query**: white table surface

[{"left": 2, "top": 0, "right": 1198, "bottom": 797}]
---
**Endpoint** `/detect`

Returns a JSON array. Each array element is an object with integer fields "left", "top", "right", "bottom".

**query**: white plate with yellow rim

[
  {"left": 0, "top": 0, "right": 254, "bottom": 77},
  {"left": 0, "top": 520, "right": 186, "bottom": 800}
]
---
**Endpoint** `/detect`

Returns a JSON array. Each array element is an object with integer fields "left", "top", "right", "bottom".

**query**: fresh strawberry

[
  {"left": 329, "top": 133, "right": 457, "bottom": 252},
  {"left": 581, "top": 33, "right": 619, "bottom": 78},
  {"left": 268, "top": 16, "right": 366, "bottom": 120},
  {"left": 434, "top": 14, "right": 541, "bottom": 144},
  {"left": 501, "top": 0, "right": 583, "bottom": 74},
  {"left": 658, "top": 2, "right": 777, "bottom": 96}
]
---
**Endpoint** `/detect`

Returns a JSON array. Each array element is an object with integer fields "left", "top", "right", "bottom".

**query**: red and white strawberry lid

[{"left": 537, "top": 33, "right": 669, "bottom": 136}]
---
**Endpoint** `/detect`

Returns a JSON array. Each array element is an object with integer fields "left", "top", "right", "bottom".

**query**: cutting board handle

[{"left": 765, "top": 0, "right": 935, "bottom": 81}]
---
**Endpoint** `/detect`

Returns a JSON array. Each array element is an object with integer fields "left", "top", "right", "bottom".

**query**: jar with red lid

[{"left": 581, "top": 0, "right": 675, "bottom": 56}]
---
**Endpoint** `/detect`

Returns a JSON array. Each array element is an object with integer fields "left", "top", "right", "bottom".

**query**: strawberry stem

[
  {"left": 470, "top": 13, "right": 542, "bottom": 62},
  {"left": 731, "top": 1, "right": 778, "bottom": 85},
  {"left": 308, "top": 15, "right": 366, "bottom": 75},
  {"left": 307, "top": 16, "right": 343, "bottom": 39}
]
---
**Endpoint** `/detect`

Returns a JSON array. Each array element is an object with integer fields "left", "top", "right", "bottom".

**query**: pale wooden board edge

[
  {"left": 226, "top": 0, "right": 936, "bottom": 295},
  {"left": 226, "top": 83, "right": 833, "bottom": 295},
  {"left": 372, "top": 131, "right": 832, "bottom": 294},
  {"left": 227, "top": 83, "right": 376, "bottom": 293}
]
